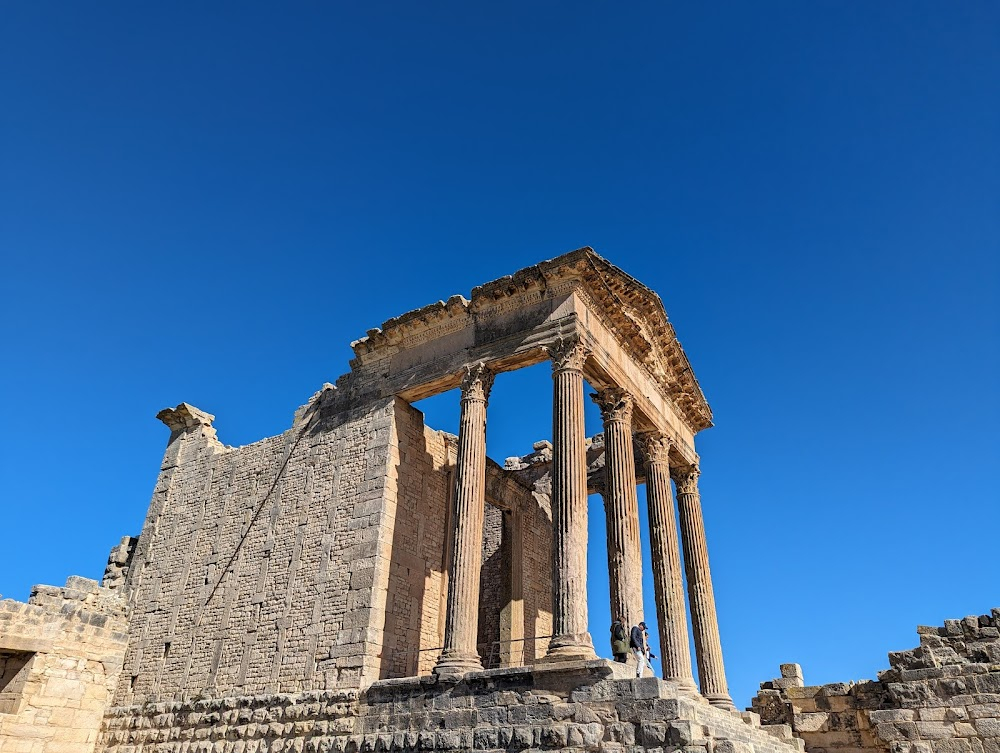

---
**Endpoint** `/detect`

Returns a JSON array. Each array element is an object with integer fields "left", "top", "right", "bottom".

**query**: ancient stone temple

[{"left": 0, "top": 248, "right": 995, "bottom": 753}]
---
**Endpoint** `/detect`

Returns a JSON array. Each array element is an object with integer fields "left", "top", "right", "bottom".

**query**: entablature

[{"left": 337, "top": 248, "right": 712, "bottom": 444}]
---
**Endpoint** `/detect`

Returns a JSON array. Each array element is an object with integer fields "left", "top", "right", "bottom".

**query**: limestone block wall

[
  {"left": 0, "top": 576, "right": 128, "bottom": 753},
  {"left": 379, "top": 400, "right": 455, "bottom": 679},
  {"left": 520, "top": 482, "right": 553, "bottom": 663},
  {"left": 481, "top": 465, "right": 554, "bottom": 668},
  {"left": 116, "top": 384, "right": 562, "bottom": 710},
  {"left": 477, "top": 501, "right": 506, "bottom": 668},
  {"left": 752, "top": 609, "right": 1000, "bottom": 753},
  {"left": 117, "top": 392, "right": 419, "bottom": 704}
]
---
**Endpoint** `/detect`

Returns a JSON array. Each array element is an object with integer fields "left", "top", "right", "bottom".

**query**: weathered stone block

[
  {"left": 871, "top": 710, "right": 917, "bottom": 724},
  {"left": 793, "top": 712, "right": 829, "bottom": 732},
  {"left": 639, "top": 722, "right": 667, "bottom": 746},
  {"left": 975, "top": 718, "right": 1000, "bottom": 737}
]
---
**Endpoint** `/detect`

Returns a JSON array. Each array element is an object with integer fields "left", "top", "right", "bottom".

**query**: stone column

[
  {"left": 675, "top": 466, "right": 734, "bottom": 709},
  {"left": 639, "top": 432, "right": 696, "bottom": 690},
  {"left": 434, "top": 363, "right": 494, "bottom": 677},
  {"left": 542, "top": 336, "right": 597, "bottom": 662},
  {"left": 592, "top": 388, "right": 644, "bottom": 630}
]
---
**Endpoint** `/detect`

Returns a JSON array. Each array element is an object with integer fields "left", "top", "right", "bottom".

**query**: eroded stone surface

[
  {"left": 0, "top": 577, "right": 128, "bottom": 753},
  {"left": 98, "top": 663, "right": 802, "bottom": 753},
  {"left": 752, "top": 610, "right": 1000, "bottom": 752}
]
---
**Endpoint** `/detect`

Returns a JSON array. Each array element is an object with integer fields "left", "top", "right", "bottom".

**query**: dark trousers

[{"left": 613, "top": 653, "right": 627, "bottom": 663}]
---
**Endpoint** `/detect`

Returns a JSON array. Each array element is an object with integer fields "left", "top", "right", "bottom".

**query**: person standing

[
  {"left": 610, "top": 617, "right": 628, "bottom": 663},
  {"left": 630, "top": 621, "right": 649, "bottom": 677},
  {"left": 643, "top": 626, "right": 657, "bottom": 668}
]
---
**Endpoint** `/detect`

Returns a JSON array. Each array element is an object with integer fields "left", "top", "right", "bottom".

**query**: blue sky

[{"left": 1, "top": 3, "right": 997, "bottom": 707}]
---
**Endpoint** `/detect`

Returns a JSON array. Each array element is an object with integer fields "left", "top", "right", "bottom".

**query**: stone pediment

[{"left": 348, "top": 247, "right": 711, "bottom": 434}]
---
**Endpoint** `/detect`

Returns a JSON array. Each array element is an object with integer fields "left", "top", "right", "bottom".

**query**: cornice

[{"left": 570, "top": 252, "right": 713, "bottom": 432}]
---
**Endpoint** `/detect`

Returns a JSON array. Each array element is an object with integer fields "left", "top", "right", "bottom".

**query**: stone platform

[{"left": 100, "top": 661, "right": 802, "bottom": 753}]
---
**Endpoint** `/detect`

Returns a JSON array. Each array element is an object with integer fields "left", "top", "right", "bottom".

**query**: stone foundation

[{"left": 100, "top": 661, "right": 802, "bottom": 753}]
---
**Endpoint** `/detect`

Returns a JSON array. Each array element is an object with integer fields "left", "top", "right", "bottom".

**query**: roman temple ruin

[{"left": 1, "top": 248, "right": 996, "bottom": 753}]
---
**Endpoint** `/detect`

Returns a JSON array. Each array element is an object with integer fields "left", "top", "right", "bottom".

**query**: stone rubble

[{"left": 752, "top": 609, "right": 1000, "bottom": 752}]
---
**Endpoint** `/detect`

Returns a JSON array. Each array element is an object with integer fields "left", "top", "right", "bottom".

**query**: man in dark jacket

[
  {"left": 629, "top": 621, "right": 648, "bottom": 677},
  {"left": 610, "top": 618, "right": 628, "bottom": 662}
]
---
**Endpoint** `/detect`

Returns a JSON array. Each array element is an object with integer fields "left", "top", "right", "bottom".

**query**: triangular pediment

[{"left": 470, "top": 248, "right": 713, "bottom": 432}]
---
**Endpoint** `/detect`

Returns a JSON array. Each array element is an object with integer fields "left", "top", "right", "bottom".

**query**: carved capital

[
  {"left": 674, "top": 465, "right": 700, "bottom": 496},
  {"left": 638, "top": 431, "right": 673, "bottom": 465},
  {"left": 545, "top": 336, "right": 590, "bottom": 373},
  {"left": 591, "top": 387, "right": 633, "bottom": 424},
  {"left": 459, "top": 362, "right": 495, "bottom": 403}
]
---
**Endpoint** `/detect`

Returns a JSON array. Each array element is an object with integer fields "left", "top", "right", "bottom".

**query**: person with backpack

[
  {"left": 630, "top": 621, "right": 649, "bottom": 677},
  {"left": 610, "top": 617, "right": 628, "bottom": 663}
]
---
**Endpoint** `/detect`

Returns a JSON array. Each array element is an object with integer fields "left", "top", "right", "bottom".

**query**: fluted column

[
  {"left": 675, "top": 466, "right": 734, "bottom": 709},
  {"left": 592, "top": 388, "right": 643, "bottom": 631},
  {"left": 542, "top": 336, "right": 597, "bottom": 662},
  {"left": 638, "top": 432, "right": 696, "bottom": 690},
  {"left": 434, "top": 363, "right": 494, "bottom": 677}
]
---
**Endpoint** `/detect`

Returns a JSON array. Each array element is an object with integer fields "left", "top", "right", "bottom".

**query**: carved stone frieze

[{"left": 352, "top": 294, "right": 471, "bottom": 358}]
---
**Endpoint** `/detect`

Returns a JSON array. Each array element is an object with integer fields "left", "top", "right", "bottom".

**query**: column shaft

[
  {"left": 434, "top": 364, "right": 494, "bottom": 676},
  {"left": 593, "top": 388, "right": 644, "bottom": 630},
  {"left": 543, "top": 337, "right": 596, "bottom": 662},
  {"left": 639, "top": 433, "right": 695, "bottom": 689},
  {"left": 675, "top": 467, "right": 734, "bottom": 708}
]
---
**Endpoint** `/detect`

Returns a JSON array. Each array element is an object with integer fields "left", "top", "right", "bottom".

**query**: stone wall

[
  {"left": 0, "top": 576, "right": 128, "bottom": 753},
  {"left": 117, "top": 387, "right": 558, "bottom": 706},
  {"left": 118, "top": 393, "right": 429, "bottom": 703},
  {"left": 752, "top": 609, "right": 1000, "bottom": 753},
  {"left": 483, "top": 462, "right": 554, "bottom": 669},
  {"left": 477, "top": 501, "right": 506, "bottom": 669},
  {"left": 520, "top": 480, "right": 553, "bottom": 664},
  {"left": 379, "top": 401, "right": 455, "bottom": 680}
]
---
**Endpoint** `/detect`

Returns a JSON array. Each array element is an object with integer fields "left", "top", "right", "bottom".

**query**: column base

[
  {"left": 665, "top": 675, "right": 699, "bottom": 693},
  {"left": 433, "top": 650, "right": 483, "bottom": 678},
  {"left": 539, "top": 632, "right": 597, "bottom": 663},
  {"left": 705, "top": 692, "right": 736, "bottom": 711}
]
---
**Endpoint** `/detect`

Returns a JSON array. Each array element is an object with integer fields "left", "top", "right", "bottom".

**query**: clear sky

[{"left": 1, "top": 2, "right": 997, "bottom": 708}]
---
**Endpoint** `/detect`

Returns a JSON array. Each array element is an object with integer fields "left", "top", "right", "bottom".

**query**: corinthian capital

[
  {"left": 544, "top": 336, "right": 590, "bottom": 373},
  {"left": 460, "top": 362, "right": 495, "bottom": 403},
  {"left": 638, "top": 431, "right": 673, "bottom": 465},
  {"left": 591, "top": 387, "right": 633, "bottom": 424},
  {"left": 674, "top": 465, "right": 701, "bottom": 496}
]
